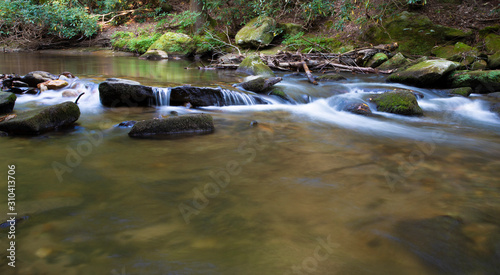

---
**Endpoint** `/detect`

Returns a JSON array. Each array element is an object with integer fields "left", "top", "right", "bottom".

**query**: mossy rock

[
  {"left": 447, "top": 70, "right": 500, "bottom": 94},
  {"left": 316, "top": 74, "right": 347, "bottom": 81},
  {"left": 236, "top": 55, "right": 274, "bottom": 76},
  {"left": 471, "top": 59, "right": 488, "bottom": 70},
  {"left": 278, "top": 23, "right": 303, "bottom": 37},
  {"left": 269, "top": 88, "right": 294, "bottom": 103},
  {"left": 479, "top": 25, "right": 500, "bottom": 37},
  {"left": 128, "top": 114, "right": 215, "bottom": 138},
  {"left": 431, "top": 42, "right": 479, "bottom": 66},
  {"left": 0, "top": 92, "right": 16, "bottom": 115},
  {"left": 145, "top": 32, "right": 195, "bottom": 57},
  {"left": 444, "top": 87, "right": 473, "bottom": 97},
  {"left": 235, "top": 16, "right": 277, "bottom": 48},
  {"left": 485, "top": 34, "right": 500, "bottom": 69},
  {"left": 369, "top": 89, "right": 423, "bottom": 116},
  {"left": 364, "top": 12, "right": 472, "bottom": 55},
  {"left": 377, "top": 53, "right": 410, "bottom": 71},
  {"left": 488, "top": 52, "right": 500, "bottom": 70},
  {"left": 0, "top": 102, "right": 80, "bottom": 135},
  {"left": 485, "top": 34, "right": 500, "bottom": 53},
  {"left": 364, "top": 52, "right": 389, "bottom": 68},
  {"left": 387, "top": 59, "right": 459, "bottom": 87},
  {"left": 235, "top": 76, "right": 282, "bottom": 93}
]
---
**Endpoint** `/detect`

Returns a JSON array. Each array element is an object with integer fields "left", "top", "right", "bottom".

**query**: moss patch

[
  {"left": 237, "top": 55, "right": 274, "bottom": 76},
  {"left": 128, "top": 114, "right": 214, "bottom": 138},
  {"left": 364, "top": 11, "right": 472, "bottom": 55},
  {"left": 235, "top": 16, "right": 277, "bottom": 48},
  {"left": 0, "top": 92, "right": 16, "bottom": 115},
  {"left": 147, "top": 32, "right": 196, "bottom": 57},
  {"left": 447, "top": 70, "right": 500, "bottom": 93},
  {"left": 378, "top": 53, "right": 410, "bottom": 71},
  {"left": 365, "top": 53, "right": 389, "bottom": 68},
  {"left": 387, "top": 59, "right": 459, "bottom": 87},
  {"left": 370, "top": 89, "right": 423, "bottom": 116},
  {"left": 0, "top": 101, "right": 80, "bottom": 135}
]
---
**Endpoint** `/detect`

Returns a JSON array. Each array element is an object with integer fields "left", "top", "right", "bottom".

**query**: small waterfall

[
  {"left": 153, "top": 87, "right": 171, "bottom": 106},
  {"left": 219, "top": 88, "right": 258, "bottom": 106}
]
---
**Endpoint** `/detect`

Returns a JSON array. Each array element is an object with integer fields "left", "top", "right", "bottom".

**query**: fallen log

[{"left": 302, "top": 59, "right": 318, "bottom": 85}]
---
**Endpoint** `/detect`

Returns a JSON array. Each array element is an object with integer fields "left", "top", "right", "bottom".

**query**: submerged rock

[
  {"left": 235, "top": 76, "right": 282, "bottom": 93},
  {"left": 237, "top": 55, "right": 274, "bottom": 76},
  {"left": 235, "top": 16, "right": 277, "bottom": 48},
  {"left": 0, "top": 92, "right": 16, "bottom": 115},
  {"left": 99, "top": 78, "right": 154, "bottom": 107},
  {"left": 129, "top": 114, "right": 215, "bottom": 138},
  {"left": 387, "top": 59, "right": 460, "bottom": 87},
  {"left": 394, "top": 215, "right": 500, "bottom": 274},
  {"left": 447, "top": 70, "right": 500, "bottom": 94},
  {"left": 316, "top": 73, "right": 347, "bottom": 81},
  {"left": 0, "top": 102, "right": 80, "bottom": 135},
  {"left": 444, "top": 87, "right": 473, "bottom": 97},
  {"left": 369, "top": 89, "right": 423, "bottom": 116}
]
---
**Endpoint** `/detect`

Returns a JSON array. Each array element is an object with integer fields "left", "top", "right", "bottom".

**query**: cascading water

[
  {"left": 152, "top": 87, "right": 171, "bottom": 106},
  {"left": 219, "top": 88, "right": 259, "bottom": 106}
]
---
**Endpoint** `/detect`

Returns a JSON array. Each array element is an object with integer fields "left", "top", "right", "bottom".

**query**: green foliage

[
  {"left": 111, "top": 30, "right": 161, "bottom": 54},
  {"left": 0, "top": 0, "right": 99, "bottom": 39},
  {"left": 192, "top": 31, "right": 227, "bottom": 54},
  {"left": 300, "top": 0, "right": 336, "bottom": 26},
  {"left": 282, "top": 32, "right": 343, "bottom": 53},
  {"left": 156, "top": 11, "right": 202, "bottom": 32}
]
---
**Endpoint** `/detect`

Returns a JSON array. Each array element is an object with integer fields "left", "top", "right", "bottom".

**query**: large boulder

[
  {"left": 0, "top": 92, "right": 16, "bottom": 115},
  {"left": 368, "top": 89, "right": 423, "bottom": 116},
  {"left": 235, "top": 16, "right": 277, "bottom": 48},
  {"left": 387, "top": 59, "right": 460, "bottom": 87},
  {"left": 21, "top": 71, "right": 58, "bottom": 87},
  {"left": 128, "top": 114, "right": 215, "bottom": 138},
  {"left": 363, "top": 12, "right": 472, "bottom": 55},
  {"left": 485, "top": 34, "right": 500, "bottom": 69},
  {"left": 170, "top": 86, "right": 265, "bottom": 107},
  {"left": 0, "top": 102, "right": 80, "bottom": 135},
  {"left": 236, "top": 55, "right": 274, "bottom": 76},
  {"left": 99, "top": 78, "right": 154, "bottom": 107},
  {"left": 447, "top": 70, "right": 500, "bottom": 94},
  {"left": 99, "top": 79, "right": 265, "bottom": 107},
  {"left": 234, "top": 76, "right": 282, "bottom": 93},
  {"left": 143, "top": 32, "right": 195, "bottom": 58}
]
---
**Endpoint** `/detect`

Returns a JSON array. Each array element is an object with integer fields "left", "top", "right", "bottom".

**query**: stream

[{"left": 0, "top": 50, "right": 499, "bottom": 274}]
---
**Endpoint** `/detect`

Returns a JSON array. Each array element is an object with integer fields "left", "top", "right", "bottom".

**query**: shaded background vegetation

[{"left": 0, "top": 0, "right": 498, "bottom": 50}]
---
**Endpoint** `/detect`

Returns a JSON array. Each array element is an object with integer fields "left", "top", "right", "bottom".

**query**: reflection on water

[{"left": 0, "top": 52, "right": 500, "bottom": 274}]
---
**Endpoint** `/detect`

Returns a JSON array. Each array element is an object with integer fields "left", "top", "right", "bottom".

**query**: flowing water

[{"left": 1, "top": 50, "right": 500, "bottom": 275}]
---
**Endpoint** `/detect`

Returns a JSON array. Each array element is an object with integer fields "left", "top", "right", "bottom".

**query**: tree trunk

[{"left": 189, "top": 0, "right": 207, "bottom": 33}]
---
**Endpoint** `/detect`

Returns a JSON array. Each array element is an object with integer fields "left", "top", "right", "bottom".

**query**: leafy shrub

[
  {"left": 111, "top": 31, "right": 162, "bottom": 54},
  {"left": 282, "top": 32, "right": 343, "bottom": 53},
  {"left": 156, "top": 11, "right": 202, "bottom": 32},
  {"left": 0, "top": 0, "right": 99, "bottom": 40}
]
